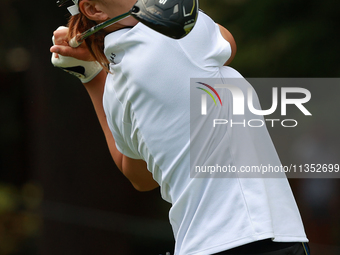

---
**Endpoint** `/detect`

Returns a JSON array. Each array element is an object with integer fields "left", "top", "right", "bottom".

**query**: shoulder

[
  {"left": 177, "top": 11, "right": 233, "bottom": 68},
  {"left": 103, "top": 11, "right": 232, "bottom": 69}
]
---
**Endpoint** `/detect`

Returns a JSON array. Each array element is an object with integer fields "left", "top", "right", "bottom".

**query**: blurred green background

[{"left": 0, "top": 0, "right": 339, "bottom": 254}]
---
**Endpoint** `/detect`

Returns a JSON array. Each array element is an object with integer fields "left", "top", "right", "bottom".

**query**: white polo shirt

[{"left": 102, "top": 12, "right": 308, "bottom": 255}]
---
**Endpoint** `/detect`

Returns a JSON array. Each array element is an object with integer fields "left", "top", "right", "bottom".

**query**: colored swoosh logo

[{"left": 196, "top": 82, "right": 223, "bottom": 106}]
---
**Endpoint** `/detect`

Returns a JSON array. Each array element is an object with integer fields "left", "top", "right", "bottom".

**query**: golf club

[{"left": 59, "top": 0, "right": 198, "bottom": 48}]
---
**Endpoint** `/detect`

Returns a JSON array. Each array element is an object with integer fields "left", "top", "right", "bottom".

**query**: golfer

[{"left": 50, "top": 0, "right": 310, "bottom": 254}]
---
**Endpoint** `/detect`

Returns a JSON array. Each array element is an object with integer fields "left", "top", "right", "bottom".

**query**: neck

[{"left": 103, "top": 16, "right": 139, "bottom": 33}]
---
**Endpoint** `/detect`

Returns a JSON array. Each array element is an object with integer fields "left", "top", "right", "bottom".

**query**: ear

[{"left": 79, "top": 0, "right": 109, "bottom": 22}]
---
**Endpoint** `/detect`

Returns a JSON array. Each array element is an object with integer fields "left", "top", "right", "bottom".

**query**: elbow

[
  {"left": 121, "top": 156, "right": 159, "bottom": 192},
  {"left": 130, "top": 181, "right": 159, "bottom": 192}
]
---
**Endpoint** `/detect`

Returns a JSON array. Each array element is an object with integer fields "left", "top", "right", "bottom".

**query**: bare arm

[
  {"left": 51, "top": 27, "right": 159, "bottom": 192},
  {"left": 218, "top": 24, "right": 237, "bottom": 66}
]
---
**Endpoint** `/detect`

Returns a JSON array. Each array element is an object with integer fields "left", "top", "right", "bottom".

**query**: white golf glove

[{"left": 51, "top": 26, "right": 103, "bottom": 83}]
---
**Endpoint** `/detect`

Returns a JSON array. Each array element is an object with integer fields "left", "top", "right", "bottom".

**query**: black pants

[{"left": 212, "top": 239, "right": 310, "bottom": 255}]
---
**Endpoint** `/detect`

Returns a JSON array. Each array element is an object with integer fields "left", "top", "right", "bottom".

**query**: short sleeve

[
  {"left": 106, "top": 118, "right": 142, "bottom": 160},
  {"left": 103, "top": 73, "right": 143, "bottom": 160}
]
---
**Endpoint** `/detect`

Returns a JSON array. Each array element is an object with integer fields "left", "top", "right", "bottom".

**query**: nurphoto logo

[
  {"left": 195, "top": 80, "right": 312, "bottom": 128},
  {"left": 190, "top": 78, "right": 340, "bottom": 179}
]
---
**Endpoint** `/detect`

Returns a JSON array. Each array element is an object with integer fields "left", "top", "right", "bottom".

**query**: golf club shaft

[{"left": 69, "top": 12, "right": 131, "bottom": 48}]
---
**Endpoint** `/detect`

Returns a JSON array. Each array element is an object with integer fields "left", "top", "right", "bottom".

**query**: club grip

[{"left": 69, "top": 36, "right": 82, "bottom": 48}]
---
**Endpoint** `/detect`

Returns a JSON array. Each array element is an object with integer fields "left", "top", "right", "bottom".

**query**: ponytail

[{"left": 67, "top": 12, "right": 110, "bottom": 72}]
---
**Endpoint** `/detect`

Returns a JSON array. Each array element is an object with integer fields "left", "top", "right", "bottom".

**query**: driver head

[{"left": 130, "top": 0, "right": 198, "bottom": 39}]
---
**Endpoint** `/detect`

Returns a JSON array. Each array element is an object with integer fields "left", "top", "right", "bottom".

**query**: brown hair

[{"left": 67, "top": 9, "right": 109, "bottom": 71}]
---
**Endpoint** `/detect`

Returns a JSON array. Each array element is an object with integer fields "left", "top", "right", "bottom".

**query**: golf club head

[{"left": 130, "top": 0, "right": 198, "bottom": 39}]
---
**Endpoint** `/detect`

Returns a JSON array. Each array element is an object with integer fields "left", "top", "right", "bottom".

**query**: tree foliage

[{"left": 200, "top": 0, "right": 340, "bottom": 77}]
